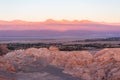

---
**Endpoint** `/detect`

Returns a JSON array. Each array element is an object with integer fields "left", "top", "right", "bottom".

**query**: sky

[{"left": 0, "top": 0, "right": 120, "bottom": 22}]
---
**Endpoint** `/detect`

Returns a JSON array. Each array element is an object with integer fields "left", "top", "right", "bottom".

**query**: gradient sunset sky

[{"left": 0, "top": 0, "right": 120, "bottom": 22}]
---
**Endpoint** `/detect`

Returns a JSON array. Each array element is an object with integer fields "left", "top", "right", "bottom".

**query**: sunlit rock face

[
  {"left": 0, "top": 60, "right": 16, "bottom": 73},
  {"left": 93, "top": 48, "right": 120, "bottom": 80},
  {"left": 63, "top": 48, "right": 120, "bottom": 80},
  {"left": 0, "top": 48, "right": 120, "bottom": 80},
  {"left": 0, "top": 47, "right": 79, "bottom": 80},
  {"left": 49, "top": 46, "right": 59, "bottom": 51},
  {"left": 50, "top": 50, "right": 93, "bottom": 69},
  {"left": 4, "top": 48, "right": 51, "bottom": 72}
]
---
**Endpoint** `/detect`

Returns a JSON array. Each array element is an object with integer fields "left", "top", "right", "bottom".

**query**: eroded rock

[{"left": 0, "top": 48, "right": 120, "bottom": 80}]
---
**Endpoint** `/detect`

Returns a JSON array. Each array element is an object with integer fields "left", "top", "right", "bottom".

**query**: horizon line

[{"left": 0, "top": 19, "right": 119, "bottom": 23}]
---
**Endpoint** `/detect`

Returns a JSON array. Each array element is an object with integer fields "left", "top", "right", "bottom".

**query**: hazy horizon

[{"left": 0, "top": 0, "right": 120, "bottom": 39}]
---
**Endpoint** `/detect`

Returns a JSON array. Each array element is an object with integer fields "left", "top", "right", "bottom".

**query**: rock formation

[
  {"left": 0, "top": 47, "right": 120, "bottom": 80},
  {"left": 63, "top": 48, "right": 120, "bottom": 80},
  {"left": 49, "top": 46, "right": 59, "bottom": 51}
]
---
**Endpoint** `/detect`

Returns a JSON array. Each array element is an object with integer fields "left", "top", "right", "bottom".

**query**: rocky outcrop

[
  {"left": 93, "top": 48, "right": 120, "bottom": 80},
  {"left": 0, "top": 60, "right": 16, "bottom": 73},
  {"left": 49, "top": 46, "right": 59, "bottom": 51},
  {"left": 0, "top": 47, "right": 120, "bottom": 80},
  {"left": 63, "top": 48, "right": 120, "bottom": 80}
]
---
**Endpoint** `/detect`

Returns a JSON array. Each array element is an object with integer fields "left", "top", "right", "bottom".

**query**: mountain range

[{"left": 0, "top": 19, "right": 120, "bottom": 39}]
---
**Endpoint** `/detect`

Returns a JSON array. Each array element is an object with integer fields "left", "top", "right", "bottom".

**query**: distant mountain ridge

[
  {"left": 0, "top": 19, "right": 120, "bottom": 31},
  {"left": 0, "top": 19, "right": 120, "bottom": 39}
]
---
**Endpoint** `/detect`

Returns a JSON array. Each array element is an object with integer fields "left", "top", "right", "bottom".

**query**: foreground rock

[
  {"left": 63, "top": 48, "right": 120, "bottom": 80},
  {"left": 0, "top": 48, "right": 120, "bottom": 80},
  {"left": 93, "top": 48, "right": 120, "bottom": 80},
  {"left": 0, "top": 48, "right": 79, "bottom": 80}
]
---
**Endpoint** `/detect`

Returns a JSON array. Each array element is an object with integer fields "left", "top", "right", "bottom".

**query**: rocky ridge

[{"left": 0, "top": 47, "right": 120, "bottom": 80}]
